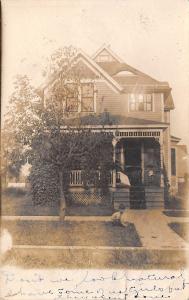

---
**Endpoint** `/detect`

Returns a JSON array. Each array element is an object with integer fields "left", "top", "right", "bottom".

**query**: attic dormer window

[
  {"left": 95, "top": 50, "right": 116, "bottom": 63},
  {"left": 129, "top": 94, "right": 153, "bottom": 112},
  {"left": 96, "top": 54, "right": 111, "bottom": 62}
]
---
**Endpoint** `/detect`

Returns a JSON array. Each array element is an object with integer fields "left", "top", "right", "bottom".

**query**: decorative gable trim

[
  {"left": 78, "top": 49, "right": 123, "bottom": 92},
  {"left": 39, "top": 49, "right": 123, "bottom": 93}
]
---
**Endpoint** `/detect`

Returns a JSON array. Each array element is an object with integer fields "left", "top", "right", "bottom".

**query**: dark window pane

[{"left": 171, "top": 148, "right": 176, "bottom": 175}]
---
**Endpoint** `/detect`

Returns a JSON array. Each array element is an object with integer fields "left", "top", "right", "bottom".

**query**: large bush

[{"left": 29, "top": 132, "right": 113, "bottom": 206}]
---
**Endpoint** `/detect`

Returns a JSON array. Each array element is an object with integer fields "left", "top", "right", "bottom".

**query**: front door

[
  {"left": 124, "top": 140, "right": 142, "bottom": 186},
  {"left": 124, "top": 139, "right": 146, "bottom": 209}
]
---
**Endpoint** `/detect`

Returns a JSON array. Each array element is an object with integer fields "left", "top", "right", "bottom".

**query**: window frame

[
  {"left": 129, "top": 93, "right": 153, "bottom": 112},
  {"left": 81, "top": 83, "right": 95, "bottom": 112},
  {"left": 66, "top": 83, "right": 79, "bottom": 112},
  {"left": 96, "top": 54, "right": 110, "bottom": 62},
  {"left": 66, "top": 82, "right": 96, "bottom": 113}
]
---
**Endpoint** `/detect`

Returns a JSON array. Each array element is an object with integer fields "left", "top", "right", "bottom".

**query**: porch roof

[{"left": 64, "top": 114, "right": 169, "bottom": 128}]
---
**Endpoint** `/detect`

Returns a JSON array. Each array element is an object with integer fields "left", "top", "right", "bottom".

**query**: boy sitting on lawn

[
  {"left": 111, "top": 204, "right": 125, "bottom": 226},
  {"left": 111, "top": 205, "right": 129, "bottom": 226}
]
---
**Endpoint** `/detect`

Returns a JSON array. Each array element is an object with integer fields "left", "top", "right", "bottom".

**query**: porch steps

[
  {"left": 113, "top": 186, "right": 165, "bottom": 209},
  {"left": 145, "top": 187, "right": 164, "bottom": 208},
  {"left": 130, "top": 186, "right": 146, "bottom": 209}
]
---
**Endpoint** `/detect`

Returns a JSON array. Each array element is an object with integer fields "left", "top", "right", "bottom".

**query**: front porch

[{"left": 67, "top": 128, "right": 166, "bottom": 209}]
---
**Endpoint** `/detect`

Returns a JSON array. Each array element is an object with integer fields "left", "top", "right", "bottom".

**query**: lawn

[
  {"left": 2, "top": 220, "right": 143, "bottom": 268},
  {"left": 2, "top": 220, "right": 142, "bottom": 247},
  {"left": 1, "top": 192, "right": 59, "bottom": 216},
  {"left": 2, "top": 221, "right": 187, "bottom": 269},
  {"left": 2, "top": 190, "right": 113, "bottom": 216},
  {"left": 168, "top": 222, "right": 189, "bottom": 242}
]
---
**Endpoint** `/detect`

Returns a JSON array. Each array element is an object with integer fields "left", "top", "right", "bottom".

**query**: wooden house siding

[
  {"left": 95, "top": 80, "right": 163, "bottom": 122},
  {"left": 127, "top": 93, "right": 162, "bottom": 122},
  {"left": 95, "top": 81, "right": 125, "bottom": 115}
]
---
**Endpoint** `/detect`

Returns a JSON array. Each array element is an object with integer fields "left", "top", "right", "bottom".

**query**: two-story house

[{"left": 36, "top": 45, "right": 180, "bottom": 209}]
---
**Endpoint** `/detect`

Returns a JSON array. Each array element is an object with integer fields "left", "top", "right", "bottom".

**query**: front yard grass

[
  {"left": 2, "top": 190, "right": 113, "bottom": 216},
  {"left": 2, "top": 220, "right": 142, "bottom": 247},
  {"left": 2, "top": 192, "right": 59, "bottom": 216}
]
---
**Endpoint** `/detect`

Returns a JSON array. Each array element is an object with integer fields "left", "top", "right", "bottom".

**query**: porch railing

[
  {"left": 70, "top": 170, "right": 83, "bottom": 186},
  {"left": 69, "top": 170, "right": 114, "bottom": 186},
  {"left": 69, "top": 170, "right": 132, "bottom": 187},
  {"left": 69, "top": 169, "right": 161, "bottom": 187}
]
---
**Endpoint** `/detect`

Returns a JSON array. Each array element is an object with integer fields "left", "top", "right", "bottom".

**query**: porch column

[
  {"left": 112, "top": 138, "right": 118, "bottom": 188},
  {"left": 159, "top": 134, "right": 164, "bottom": 187},
  {"left": 120, "top": 142, "right": 125, "bottom": 170},
  {"left": 141, "top": 141, "right": 145, "bottom": 183}
]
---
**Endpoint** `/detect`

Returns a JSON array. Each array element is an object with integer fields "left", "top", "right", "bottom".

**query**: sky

[{"left": 2, "top": 0, "right": 189, "bottom": 147}]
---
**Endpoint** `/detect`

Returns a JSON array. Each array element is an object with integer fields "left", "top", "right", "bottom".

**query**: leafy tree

[{"left": 4, "top": 47, "right": 114, "bottom": 220}]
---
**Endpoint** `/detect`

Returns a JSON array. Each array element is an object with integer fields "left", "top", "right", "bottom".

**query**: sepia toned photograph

[{"left": 1, "top": 0, "right": 189, "bottom": 299}]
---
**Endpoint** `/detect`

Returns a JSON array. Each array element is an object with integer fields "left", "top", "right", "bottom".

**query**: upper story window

[
  {"left": 66, "top": 84, "right": 79, "bottom": 112},
  {"left": 66, "top": 83, "right": 95, "bottom": 113},
  {"left": 129, "top": 94, "right": 153, "bottom": 112},
  {"left": 81, "top": 83, "right": 94, "bottom": 112}
]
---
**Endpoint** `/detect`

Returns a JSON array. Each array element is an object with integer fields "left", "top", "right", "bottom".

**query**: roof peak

[{"left": 92, "top": 44, "right": 124, "bottom": 63}]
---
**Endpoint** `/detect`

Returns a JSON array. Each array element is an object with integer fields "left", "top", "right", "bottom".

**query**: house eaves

[
  {"left": 38, "top": 49, "right": 123, "bottom": 93},
  {"left": 171, "top": 135, "right": 181, "bottom": 143}
]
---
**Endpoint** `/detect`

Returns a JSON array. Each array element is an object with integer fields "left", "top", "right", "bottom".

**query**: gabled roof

[
  {"left": 78, "top": 49, "right": 123, "bottom": 91},
  {"left": 92, "top": 44, "right": 124, "bottom": 63},
  {"left": 38, "top": 45, "right": 175, "bottom": 110},
  {"left": 93, "top": 46, "right": 173, "bottom": 95},
  {"left": 96, "top": 61, "right": 158, "bottom": 81},
  {"left": 38, "top": 49, "right": 123, "bottom": 93},
  {"left": 93, "top": 46, "right": 174, "bottom": 110}
]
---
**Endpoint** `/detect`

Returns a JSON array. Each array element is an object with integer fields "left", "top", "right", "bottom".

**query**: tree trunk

[{"left": 59, "top": 170, "right": 66, "bottom": 221}]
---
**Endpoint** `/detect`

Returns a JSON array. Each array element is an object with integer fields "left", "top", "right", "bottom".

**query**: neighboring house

[
  {"left": 170, "top": 136, "right": 189, "bottom": 195},
  {"left": 10, "top": 45, "right": 188, "bottom": 209}
]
